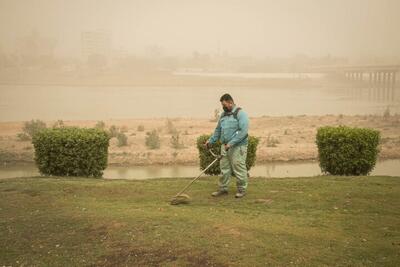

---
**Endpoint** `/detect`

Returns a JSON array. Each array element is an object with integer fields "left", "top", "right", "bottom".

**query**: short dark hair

[{"left": 220, "top": 93, "right": 234, "bottom": 102}]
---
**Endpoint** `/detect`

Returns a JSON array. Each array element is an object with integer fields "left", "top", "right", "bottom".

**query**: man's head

[{"left": 220, "top": 93, "right": 235, "bottom": 112}]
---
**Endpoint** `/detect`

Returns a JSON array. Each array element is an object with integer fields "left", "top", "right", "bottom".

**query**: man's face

[{"left": 221, "top": 100, "right": 234, "bottom": 112}]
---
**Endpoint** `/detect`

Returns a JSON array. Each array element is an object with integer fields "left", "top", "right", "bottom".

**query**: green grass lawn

[{"left": 1, "top": 175, "right": 399, "bottom": 266}]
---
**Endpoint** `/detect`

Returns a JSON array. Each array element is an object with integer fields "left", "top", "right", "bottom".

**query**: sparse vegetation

[
  {"left": 383, "top": 106, "right": 391, "bottom": 119},
  {"left": 211, "top": 108, "right": 220, "bottom": 122},
  {"left": 145, "top": 129, "right": 160, "bottom": 149},
  {"left": 166, "top": 119, "right": 177, "bottom": 134},
  {"left": 95, "top": 121, "right": 106, "bottom": 130},
  {"left": 104, "top": 125, "right": 129, "bottom": 146},
  {"left": 52, "top": 120, "right": 65, "bottom": 128},
  {"left": 108, "top": 125, "right": 119, "bottom": 138},
  {"left": 266, "top": 133, "right": 280, "bottom": 147},
  {"left": 380, "top": 137, "right": 392, "bottom": 144},
  {"left": 170, "top": 131, "right": 184, "bottom": 149},
  {"left": 18, "top": 119, "right": 47, "bottom": 140},
  {"left": 16, "top": 132, "right": 30, "bottom": 141},
  {"left": 116, "top": 132, "right": 128, "bottom": 147}
]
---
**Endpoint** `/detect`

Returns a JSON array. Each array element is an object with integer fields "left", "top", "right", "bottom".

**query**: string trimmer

[{"left": 170, "top": 149, "right": 222, "bottom": 205}]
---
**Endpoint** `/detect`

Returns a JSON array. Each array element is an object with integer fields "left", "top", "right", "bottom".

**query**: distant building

[
  {"left": 81, "top": 30, "right": 111, "bottom": 60},
  {"left": 15, "top": 31, "right": 56, "bottom": 65}
]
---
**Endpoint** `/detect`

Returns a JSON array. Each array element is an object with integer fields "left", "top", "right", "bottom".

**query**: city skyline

[{"left": 0, "top": 0, "right": 399, "bottom": 61}]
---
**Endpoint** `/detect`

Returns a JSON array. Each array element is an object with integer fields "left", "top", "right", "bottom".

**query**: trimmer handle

[{"left": 208, "top": 148, "right": 222, "bottom": 159}]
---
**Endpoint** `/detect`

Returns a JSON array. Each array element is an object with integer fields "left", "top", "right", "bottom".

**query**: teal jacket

[{"left": 208, "top": 105, "right": 249, "bottom": 147}]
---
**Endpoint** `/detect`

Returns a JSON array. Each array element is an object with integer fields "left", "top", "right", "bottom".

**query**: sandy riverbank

[{"left": 0, "top": 114, "right": 399, "bottom": 166}]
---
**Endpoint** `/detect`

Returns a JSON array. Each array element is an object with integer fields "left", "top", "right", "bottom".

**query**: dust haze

[
  {"left": 0, "top": 1, "right": 399, "bottom": 178},
  {"left": 0, "top": 0, "right": 399, "bottom": 121},
  {"left": 1, "top": 0, "right": 400, "bottom": 58}
]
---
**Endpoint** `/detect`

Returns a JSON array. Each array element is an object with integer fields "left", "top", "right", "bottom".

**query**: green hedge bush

[
  {"left": 32, "top": 127, "right": 110, "bottom": 177},
  {"left": 196, "top": 134, "right": 259, "bottom": 175},
  {"left": 316, "top": 125, "right": 380, "bottom": 176}
]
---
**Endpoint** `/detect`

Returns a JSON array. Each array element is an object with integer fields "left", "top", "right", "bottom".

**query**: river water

[
  {"left": 0, "top": 159, "right": 398, "bottom": 180},
  {"left": 1, "top": 82, "right": 399, "bottom": 122},
  {"left": 1, "top": 79, "right": 399, "bottom": 179}
]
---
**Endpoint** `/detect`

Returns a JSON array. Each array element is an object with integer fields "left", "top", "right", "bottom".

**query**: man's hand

[
  {"left": 224, "top": 143, "right": 231, "bottom": 151},
  {"left": 204, "top": 140, "right": 210, "bottom": 149}
]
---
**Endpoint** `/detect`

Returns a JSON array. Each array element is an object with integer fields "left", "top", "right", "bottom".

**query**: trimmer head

[
  {"left": 170, "top": 149, "right": 221, "bottom": 206},
  {"left": 170, "top": 194, "right": 191, "bottom": 205}
]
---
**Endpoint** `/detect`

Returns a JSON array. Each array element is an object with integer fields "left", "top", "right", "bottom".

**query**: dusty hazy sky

[{"left": 0, "top": 0, "right": 399, "bottom": 58}]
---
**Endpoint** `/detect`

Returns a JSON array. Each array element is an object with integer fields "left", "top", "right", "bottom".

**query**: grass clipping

[{"left": 170, "top": 194, "right": 191, "bottom": 205}]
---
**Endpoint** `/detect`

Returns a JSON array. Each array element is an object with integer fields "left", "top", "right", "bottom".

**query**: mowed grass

[{"left": 1, "top": 175, "right": 399, "bottom": 266}]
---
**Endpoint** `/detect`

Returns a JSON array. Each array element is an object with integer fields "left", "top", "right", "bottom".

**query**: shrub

[
  {"left": 170, "top": 131, "right": 184, "bottom": 149},
  {"left": 108, "top": 125, "right": 119, "bottom": 138},
  {"left": 383, "top": 106, "right": 390, "bottom": 119},
  {"left": 211, "top": 109, "right": 220, "bottom": 122},
  {"left": 196, "top": 134, "right": 259, "bottom": 175},
  {"left": 52, "top": 120, "right": 65, "bottom": 128},
  {"left": 266, "top": 133, "right": 280, "bottom": 147},
  {"left": 32, "top": 127, "right": 110, "bottom": 177},
  {"left": 22, "top": 119, "right": 47, "bottom": 139},
  {"left": 105, "top": 125, "right": 129, "bottom": 146},
  {"left": 145, "top": 129, "right": 160, "bottom": 149},
  {"left": 316, "top": 125, "right": 380, "bottom": 176},
  {"left": 95, "top": 121, "right": 106, "bottom": 130},
  {"left": 16, "top": 132, "right": 31, "bottom": 141},
  {"left": 166, "top": 119, "right": 177, "bottom": 134},
  {"left": 116, "top": 132, "right": 128, "bottom": 147}
]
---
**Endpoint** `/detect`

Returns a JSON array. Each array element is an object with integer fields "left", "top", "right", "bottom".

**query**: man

[{"left": 204, "top": 93, "right": 249, "bottom": 198}]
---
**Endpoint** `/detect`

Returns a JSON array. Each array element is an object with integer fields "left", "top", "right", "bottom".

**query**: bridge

[
  {"left": 309, "top": 64, "right": 400, "bottom": 84},
  {"left": 309, "top": 64, "right": 399, "bottom": 102}
]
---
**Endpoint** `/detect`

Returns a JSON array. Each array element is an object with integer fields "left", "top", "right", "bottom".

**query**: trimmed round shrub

[
  {"left": 32, "top": 127, "right": 110, "bottom": 178},
  {"left": 316, "top": 125, "right": 380, "bottom": 176},
  {"left": 196, "top": 134, "right": 259, "bottom": 175}
]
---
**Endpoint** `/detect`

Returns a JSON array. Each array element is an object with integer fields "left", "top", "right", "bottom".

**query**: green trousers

[{"left": 219, "top": 143, "right": 248, "bottom": 192}]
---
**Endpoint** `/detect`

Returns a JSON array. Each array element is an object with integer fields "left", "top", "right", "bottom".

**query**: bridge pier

[
  {"left": 344, "top": 69, "right": 397, "bottom": 86},
  {"left": 316, "top": 64, "right": 398, "bottom": 102},
  {"left": 384, "top": 72, "right": 389, "bottom": 84}
]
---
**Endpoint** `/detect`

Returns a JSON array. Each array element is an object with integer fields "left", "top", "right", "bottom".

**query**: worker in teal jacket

[{"left": 205, "top": 93, "right": 249, "bottom": 198}]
